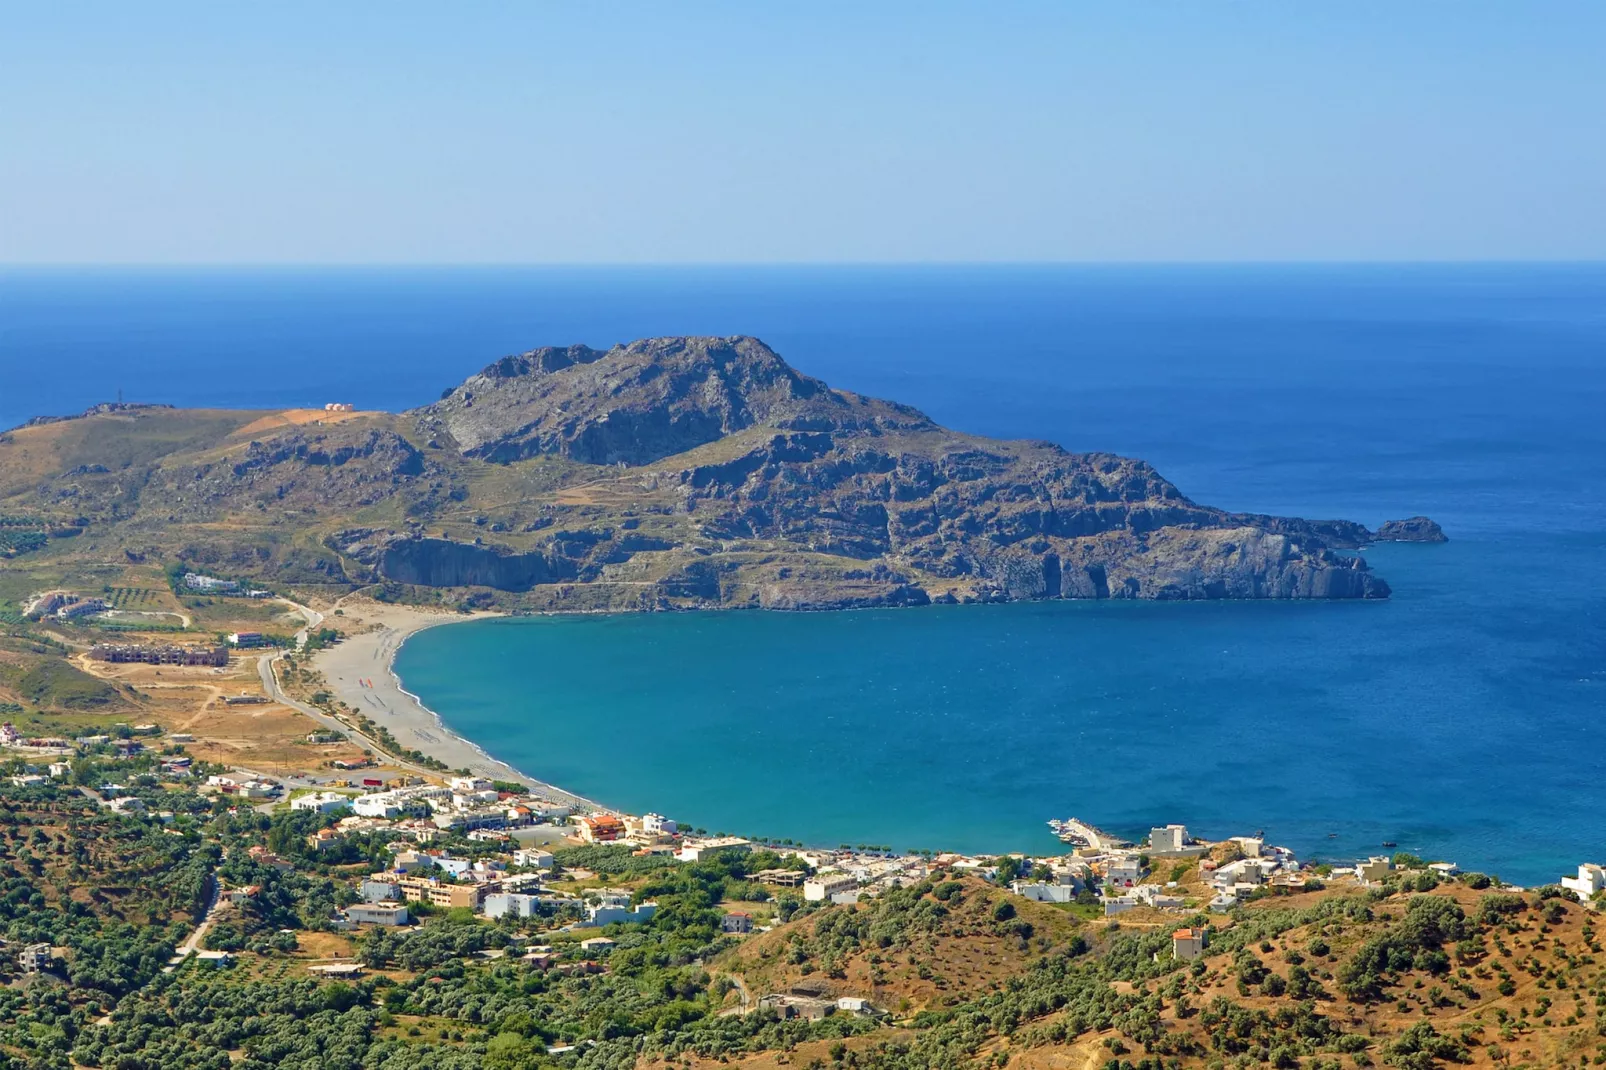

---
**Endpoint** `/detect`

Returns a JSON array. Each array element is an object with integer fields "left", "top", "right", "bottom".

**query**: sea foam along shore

[{"left": 308, "top": 599, "right": 594, "bottom": 807}]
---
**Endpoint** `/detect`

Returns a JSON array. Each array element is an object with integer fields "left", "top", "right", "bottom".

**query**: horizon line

[{"left": 3, "top": 258, "right": 1605, "bottom": 271}]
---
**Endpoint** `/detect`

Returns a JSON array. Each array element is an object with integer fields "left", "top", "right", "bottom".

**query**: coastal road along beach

[{"left": 256, "top": 651, "right": 438, "bottom": 779}]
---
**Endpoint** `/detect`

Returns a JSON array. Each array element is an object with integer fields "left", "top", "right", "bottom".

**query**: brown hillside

[{"left": 721, "top": 875, "right": 1086, "bottom": 1017}]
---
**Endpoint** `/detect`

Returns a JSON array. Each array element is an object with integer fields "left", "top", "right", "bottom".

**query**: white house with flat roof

[
  {"left": 346, "top": 902, "right": 409, "bottom": 926},
  {"left": 291, "top": 791, "right": 352, "bottom": 815},
  {"left": 584, "top": 896, "right": 657, "bottom": 927},
  {"left": 677, "top": 836, "right": 751, "bottom": 862},
  {"left": 1149, "top": 825, "right": 1190, "bottom": 853},
  {"left": 804, "top": 874, "right": 858, "bottom": 902},
  {"left": 484, "top": 893, "right": 543, "bottom": 919},
  {"left": 1104, "top": 856, "right": 1142, "bottom": 887},
  {"left": 1011, "top": 880, "right": 1078, "bottom": 904},
  {"left": 1356, "top": 856, "right": 1394, "bottom": 885},
  {"left": 1561, "top": 863, "right": 1605, "bottom": 901},
  {"left": 353, "top": 793, "right": 402, "bottom": 818}
]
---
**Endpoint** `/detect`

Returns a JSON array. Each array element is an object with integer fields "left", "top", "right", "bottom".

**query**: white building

[
  {"left": 1011, "top": 880, "right": 1078, "bottom": 904},
  {"left": 1149, "top": 825, "right": 1190, "bottom": 853},
  {"left": 432, "top": 807, "right": 507, "bottom": 832},
  {"left": 353, "top": 793, "right": 402, "bottom": 819},
  {"left": 677, "top": 837, "right": 752, "bottom": 862},
  {"left": 1356, "top": 856, "right": 1394, "bottom": 885},
  {"left": 804, "top": 874, "right": 858, "bottom": 902},
  {"left": 1212, "top": 858, "right": 1274, "bottom": 888},
  {"left": 1561, "top": 863, "right": 1606, "bottom": 901},
  {"left": 1105, "top": 856, "right": 1142, "bottom": 887},
  {"left": 291, "top": 791, "right": 352, "bottom": 815},
  {"left": 448, "top": 775, "right": 492, "bottom": 792},
  {"left": 1230, "top": 837, "right": 1265, "bottom": 858},
  {"left": 360, "top": 879, "right": 402, "bottom": 902},
  {"left": 184, "top": 573, "right": 239, "bottom": 593},
  {"left": 1172, "top": 927, "right": 1208, "bottom": 961},
  {"left": 484, "top": 893, "right": 543, "bottom": 919},
  {"left": 514, "top": 848, "right": 554, "bottom": 869},
  {"left": 1132, "top": 884, "right": 1185, "bottom": 910},
  {"left": 346, "top": 902, "right": 409, "bottom": 926},
  {"left": 585, "top": 896, "right": 657, "bottom": 927},
  {"left": 625, "top": 812, "right": 677, "bottom": 838}
]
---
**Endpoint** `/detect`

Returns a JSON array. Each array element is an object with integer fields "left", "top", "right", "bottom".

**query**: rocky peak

[{"left": 414, "top": 335, "right": 932, "bottom": 466}]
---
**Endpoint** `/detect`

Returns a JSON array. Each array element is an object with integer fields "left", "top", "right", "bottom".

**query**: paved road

[
  {"left": 256, "top": 647, "right": 435, "bottom": 779},
  {"left": 716, "top": 973, "right": 754, "bottom": 1016},
  {"left": 275, "top": 596, "right": 325, "bottom": 650},
  {"left": 168, "top": 875, "right": 223, "bottom": 969}
]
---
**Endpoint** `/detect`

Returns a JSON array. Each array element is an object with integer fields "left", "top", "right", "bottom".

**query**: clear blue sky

[{"left": 3, "top": 2, "right": 1602, "bottom": 263}]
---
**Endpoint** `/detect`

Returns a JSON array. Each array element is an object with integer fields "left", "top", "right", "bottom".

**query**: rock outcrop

[{"left": 1374, "top": 516, "right": 1448, "bottom": 543}]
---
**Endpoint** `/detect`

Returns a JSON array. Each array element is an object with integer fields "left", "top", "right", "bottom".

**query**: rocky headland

[{"left": 0, "top": 336, "right": 1443, "bottom": 611}]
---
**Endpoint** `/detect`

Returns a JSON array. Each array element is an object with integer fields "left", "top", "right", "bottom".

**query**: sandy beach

[{"left": 309, "top": 599, "right": 591, "bottom": 806}]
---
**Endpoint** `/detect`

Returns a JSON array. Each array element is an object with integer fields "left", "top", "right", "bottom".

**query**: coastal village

[{"left": 2, "top": 577, "right": 1604, "bottom": 1067}]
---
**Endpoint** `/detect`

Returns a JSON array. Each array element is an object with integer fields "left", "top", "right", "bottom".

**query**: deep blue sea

[{"left": 6, "top": 265, "right": 1604, "bottom": 883}]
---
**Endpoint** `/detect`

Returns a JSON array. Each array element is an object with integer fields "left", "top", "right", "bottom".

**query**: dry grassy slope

[
  {"left": 697, "top": 882, "right": 1604, "bottom": 1070},
  {"left": 1015, "top": 886, "right": 1605, "bottom": 1070},
  {"left": 0, "top": 408, "right": 266, "bottom": 499},
  {"left": 0, "top": 636, "right": 129, "bottom": 711},
  {"left": 720, "top": 877, "right": 1085, "bottom": 1016}
]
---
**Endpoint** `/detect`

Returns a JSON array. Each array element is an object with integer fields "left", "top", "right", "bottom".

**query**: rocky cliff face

[
  {"left": 383, "top": 334, "right": 1424, "bottom": 606},
  {"left": 376, "top": 538, "right": 576, "bottom": 591}
]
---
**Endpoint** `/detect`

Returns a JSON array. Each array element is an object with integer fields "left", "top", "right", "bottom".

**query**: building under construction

[{"left": 89, "top": 643, "right": 229, "bottom": 667}]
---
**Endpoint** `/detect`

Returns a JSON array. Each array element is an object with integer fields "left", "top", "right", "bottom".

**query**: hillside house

[
  {"left": 1561, "top": 863, "right": 1606, "bottom": 901},
  {"left": 1172, "top": 927, "right": 1208, "bottom": 961}
]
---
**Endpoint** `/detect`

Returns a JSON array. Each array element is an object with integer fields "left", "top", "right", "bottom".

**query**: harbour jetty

[{"left": 1047, "top": 817, "right": 1130, "bottom": 851}]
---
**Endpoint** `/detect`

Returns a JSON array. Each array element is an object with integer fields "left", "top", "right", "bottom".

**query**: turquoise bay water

[
  {"left": 8, "top": 265, "right": 1605, "bottom": 883},
  {"left": 397, "top": 535, "right": 1602, "bottom": 883}
]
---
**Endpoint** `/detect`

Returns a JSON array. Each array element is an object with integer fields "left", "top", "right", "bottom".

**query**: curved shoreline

[{"left": 309, "top": 601, "right": 600, "bottom": 808}]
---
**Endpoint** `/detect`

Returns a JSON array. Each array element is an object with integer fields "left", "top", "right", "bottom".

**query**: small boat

[
  {"left": 1327, "top": 833, "right": 1338, "bottom": 839},
  {"left": 1381, "top": 841, "right": 1397, "bottom": 848}
]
